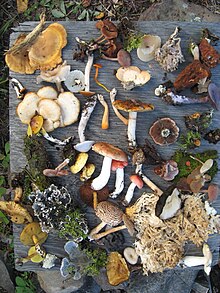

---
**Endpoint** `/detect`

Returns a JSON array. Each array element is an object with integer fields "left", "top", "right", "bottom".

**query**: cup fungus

[
  {"left": 64, "top": 70, "right": 85, "bottom": 93},
  {"left": 113, "top": 99, "right": 154, "bottom": 149},
  {"left": 137, "top": 34, "right": 161, "bottom": 62},
  {"left": 91, "top": 142, "right": 128, "bottom": 191},
  {"left": 149, "top": 117, "right": 179, "bottom": 146}
]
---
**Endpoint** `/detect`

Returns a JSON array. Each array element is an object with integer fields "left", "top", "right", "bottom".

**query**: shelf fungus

[
  {"left": 113, "top": 99, "right": 154, "bottom": 149},
  {"left": 154, "top": 27, "right": 184, "bottom": 72},
  {"left": 174, "top": 43, "right": 211, "bottom": 92},
  {"left": 116, "top": 66, "right": 151, "bottom": 90},
  {"left": 89, "top": 200, "right": 134, "bottom": 240},
  {"left": 149, "top": 117, "right": 179, "bottom": 146},
  {"left": 137, "top": 34, "right": 161, "bottom": 62},
  {"left": 91, "top": 142, "right": 128, "bottom": 191}
]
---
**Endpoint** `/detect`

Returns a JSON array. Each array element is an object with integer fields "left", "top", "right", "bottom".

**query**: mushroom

[
  {"left": 64, "top": 70, "right": 85, "bottom": 93},
  {"left": 208, "top": 82, "right": 220, "bottom": 111},
  {"left": 97, "top": 94, "right": 109, "bottom": 129},
  {"left": 91, "top": 142, "right": 128, "bottom": 191},
  {"left": 154, "top": 26, "right": 184, "bottom": 72},
  {"left": 95, "top": 20, "right": 118, "bottom": 44},
  {"left": 109, "top": 159, "right": 128, "bottom": 199},
  {"left": 137, "top": 35, "right": 161, "bottom": 62},
  {"left": 20, "top": 222, "right": 48, "bottom": 246},
  {"left": 93, "top": 64, "right": 110, "bottom": 92},
  {"left": 89, "top": 200, "right": 134, "bottom": 240},
  {"left": 80, "top": 163, "right": 96, "bottom": 182},
  {"left": 199, "top": 37, "right": 220, "bottom": 68},
  {"left": 70, "top": 152, "right": 88, "bottom": 174},
  {"left": 122, "top": 174, "right": 143, "bottom": 206},
  {"left": 149, "top": 117, "right": 179, "bottom": 146},
  {"left": 10, "top": 78, "right": 26, "bottom": 99},
  {"left": 78, "top": 95, "right": 97, "bottom": 143},
  {"left": 79, "top": 181, "right": 109, "bottom": 207},
  {"left": 116, "top": 66, "right": 151, "bottom": 90},
  {"left": 201, "top": 184, "right": 219, "bottom": 202},
  {"left": 0, "top": 201, "right": 33, "bottom": 224},
  {"left": 17, "top": 245, "right": 46, "bottom": 264},
  {"left": 102, "top": 49, "right": 131, "bottom": 67},
  {"left": 28, "top": 23, "right": 67, "bottom": 70},
  {"left": 43, "top": 158, "right": 70, "bottom": 177},
  {"left": 38, "top": 99, "right": 61, "bottom": 128},
  {"left": 109, "top": 88, "right": 128, "bottom": 126},
  {"left": 16, "top": 92, "right": 40, "bottom": 124},
  {"left": 155, "top": 187, "right": 181, "bottom": 220},
  {"left": 37, "top": 61, "right": 71, "bottom": 92},
  {"left": 37, "top": 86, "right": 58, "bottom": 100},
  {"left": 113, "top": 99, "right": 154, "bottom": 149},
  {"left": 154, "top": 160, "right": 179, "bottom": 181},
  {"left": 123, "top": 247, "right": 138, "bottom": 265},
  {"left": 180, "top": 243, "right": 212, "bottom": 275},
  {"left": 174, "top": 43, "right": 211, "bottom": 92}
]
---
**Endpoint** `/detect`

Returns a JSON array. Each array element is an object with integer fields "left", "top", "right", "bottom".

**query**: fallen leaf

[{"left": 17, "top": 0, "right": 29, "bottom": 14}]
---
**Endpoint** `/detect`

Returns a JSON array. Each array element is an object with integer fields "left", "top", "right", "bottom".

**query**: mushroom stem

[
  {"left": 78, "top": 95, "right": 97, "bottom": 142},
  {"left": 101, "top": 55, "right": 118, "bottom": 62},
  {"left": 91, "top": 156, "right": 112, "bottom": 190},
  {"left": 123, "top": 182, "right": 137, "bottom": 206},
  {"left": 90, "top": 224, "right": 127, "bottom": 240},
  {"left": 128, "top": 112, "right": 137, "bottom": 149},
  {"left": 89, "top": 221, "right": 106, "bottom": 239},
  {"left": 136, "top": 164, "right": 163, "bottom": 196},
  {"left": 55, "top": 159, "right": 70, "bottom": 171},
  {"left": 85, "top": 53, "right": 94, "bottom": 92},
  {"left": 41, "top": 128, "right": 72, "bottom": 146},
  {"left": 11, "top": 78, "right": 26, "bottom": 99},
  {"left": 109, "top": 89, "right": 128, "bottom": 126},
  {"left": 110, "top": 168, "right": 124, "bottom": 199},
  {"left": 190, "top": 43, "right": 200, "bottom": 61},
  {"left": 97, "top": 94, "right": 109, "bottom": 129},
  {"left": 93, "top": 64, "right": 111, "bottom": 92}
]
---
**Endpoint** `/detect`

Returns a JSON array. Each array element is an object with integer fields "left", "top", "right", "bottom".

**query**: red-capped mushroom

[
  {"left": 110, "top": 160, "right": 128, "bottom": 199},
  {"left": 122, "top": 174, "right": 143, "bottom": 206}
]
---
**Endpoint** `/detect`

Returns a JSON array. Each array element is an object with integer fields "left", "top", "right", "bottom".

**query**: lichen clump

[{"left": 126, "top": 192, "right": 211, "bottom": 274}]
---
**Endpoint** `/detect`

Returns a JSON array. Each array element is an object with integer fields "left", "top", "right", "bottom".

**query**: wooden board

[{"left": 9, "top": 21, "right": 220, "bottom": 272}]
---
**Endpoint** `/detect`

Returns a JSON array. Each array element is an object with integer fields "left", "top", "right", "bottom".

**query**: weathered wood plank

[{"left": 9, "top": 21, "right": 220, "bottom": 272}]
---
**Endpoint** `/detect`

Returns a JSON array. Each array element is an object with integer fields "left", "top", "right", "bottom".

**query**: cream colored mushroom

[
  {"left": 57, "top": 92, "right": 80, "bottom": 127},
  {"left": 38, "top": 99, "right": 61, "bottom": 122},
  {"left": 16, "top": 92, "right": 40, "bottom": 124},
  {"left": 37, "top": 86, "right": 58, "bottom": 100},
  {"left": 137, "top": 35, "right": 161, "bottom": 62}
]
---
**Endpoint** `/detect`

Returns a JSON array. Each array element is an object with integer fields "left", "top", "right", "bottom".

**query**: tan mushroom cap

[
  {"left": 37, "top": 86, "right": 58, "bottom": 100},
  {"left": 57, "top": 92, "right": 80, "bottom": 126},
  {"left": 16, "top": 92, "right": 40, "bottom": 124},
  {"left": 28, "top": 23, "right": 67, "bottom": 70},
  {"left": 92, "top": 142, "right": 128, "bottom": 162},
  {"left": 113, "top": 99, "right": 154, "bottom": 112},
  {"left": 137, "top": 35, "right": 161, "bottom": 62},
  {"left": 43, "top": 119, "right": 60, "bottom": 132},
  {"left": 116, "top": 66, "right": 151, "bottom": 85},
  {"left": 5, "top": 35, "right": 36, "bottom": 74},
  {"left": 20, "top": 222, "right": 48, "bottom": 246},
  {"left": 38, "top": 99, "right": 61, "bottom": 122},
  {"left": 95, "top": 201, "right": 124, "bottom": 226}
]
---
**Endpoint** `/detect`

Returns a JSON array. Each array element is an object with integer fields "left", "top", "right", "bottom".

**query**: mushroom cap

[
  {"left": 113, "top": 99, "right": 154, "bottom": 112},
  {"left": 137, "top": 35, "right": 161, "bottom": 62},
  {"left": 70, "top": 152, "right": 88, "bottom": 174},
  {"left": 5, "top": 34, "right": 36, "bottom": 74},
  {"left": 117, "top": 49, "right": 131, "bottom": 67},
  {"left": 97, "top": 20, "right": 118, "bottom": 39},
  {"left": 64, "top": 70, "right": 85, "bottom": 93},
  {"left": 154, "top": 160, "right": 179, "bottom": 181},
  {"left": 16, "top": 92, "right": 40, "bottom": 124},
  {"left": 28, "top": 23, "right": 67, "bottom": 70},
  {"left": 149, "top": 117, "right": 179, "bottom": 145},
  {"left": 37, "top": 86, "right": 58, "bottom": 100},
  {"left": 116, "top": 66, "right": 151, "bottom": 86},
  {"left": 30, "top": 115, "right": 44, "bottom": 134},
  {"left": 111, "top": 159, "right": 128, "bottom": 171},
  {"left": 20, "top": 222, "right": 48, "bottom": 246},
  {"left": 57, "top": 92, "right": 80, "bottom": 126},
  {"left": 79, "top": 181, "right": 109, "bottom": 207},
  {"left": 92, "top": 142, "right": 128, "bottom": 162},
  {"left": 207, "top": 184, "right": 219, "bottom": 201},
  {"left": 123, "top": 247, "right": 138, "bottom": 265},
  {"left": 42, "top": 119, "right": 60, "bottom": 132},
  {"left": 130, "top": 174, "right": 143, "bottom": 189},
  {"left": 28, "top": 246, "right": 45, "bottom": 263},
  {"left": 95, "top": 201, "right": 124, "bottom": 226},
  {"left": 37, "top": 62, "right": 71, "bottom": 84},
  {"left": 38, "top": 98, "right": 61, "bottom": 122}
]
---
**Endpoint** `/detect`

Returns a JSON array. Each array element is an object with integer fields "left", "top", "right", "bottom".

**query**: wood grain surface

[{"left": 9, "top": 21, "right": 220, "bottom": 272}]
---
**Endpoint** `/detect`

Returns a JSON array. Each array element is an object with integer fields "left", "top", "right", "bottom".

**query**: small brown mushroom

[
  {"left": 199, "top": 38, "right": 220, "bottom": 68},
  {"left": 149, "top": 117, "right": 179, "bottom": 146},
  {"left": 154, "top": 160, "right": 179, "bottom": 181},
  {"left": 102, "top": 49, "right": 131, "bottom": 67},
  {"left": 79, "top": 181, "right": 109, "bottom": 207}
]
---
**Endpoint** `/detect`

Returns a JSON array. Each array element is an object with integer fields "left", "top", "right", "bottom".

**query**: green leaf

[
  {"left": 0, "top": 176, "right": 5, "bottom": 186},
  {"left": 0, "top": 211, "right": 9, "bottom": 224},
  {"left": 0, "top": 154, "right": 5, "bottom": 160},
  {"left": 0, "top": 187, "right": 6, "bottom": 196},
  {"left": 77, "top": 9, "right": 87, "bottom": 20},
  {"left": 15, "top": 287, "right": 24, "bottom": 293},
  {"left": 51, "top": 9, "right": 65, "bottom": 18},
  {"left": 5, "top": 142, "right": 10, "bottom": 155},
  {"left": 16, "top": 276, "right": 27, "bottom": 287},
  {"left": 60, "top": 1, "right": 66, "bottom": 15}
]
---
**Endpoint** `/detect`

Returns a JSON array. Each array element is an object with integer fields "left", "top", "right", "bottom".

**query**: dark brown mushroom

[
  {"left": 102, "top": 49, "right": 131, "bottom": 67},
  {"left": 79, "top": 181, "right": 109, "bottom": 207},
  {"left": 199, "top": 38, "right": 220, "bottom": 68},
  {"left": 149, "top": 117, "right": 179, "bottom": 146}
]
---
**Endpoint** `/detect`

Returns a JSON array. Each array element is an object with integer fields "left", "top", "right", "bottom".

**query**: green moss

[
  {"left": 59, "top": 209, "right": 88, "bottom": 241},
  {"left": 124, "top": 33, "right": 144, "bottom": 52},
  {"left": 172, "top": 150, "right": 218, "bottom": 180},
  {"left": 179, "top": 131, "right": 201, "bottom": 150},
  {"left": 82, "top": 247, "right": 107, "bottom": 276}
]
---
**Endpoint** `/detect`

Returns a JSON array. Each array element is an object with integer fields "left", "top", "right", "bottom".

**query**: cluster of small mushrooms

[{"left": 3, "top": 16, "right": 220, "bottom": 286}]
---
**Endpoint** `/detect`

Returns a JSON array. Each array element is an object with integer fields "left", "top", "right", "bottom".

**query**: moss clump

[
  {"left": 59, "top": 209, "right": 88, "bottom": 242},
  {"left": 124, "top": 33, "right": 144, "bottom": 52},
  {"left": 82, "top": 247, "right": 107, "bottom": 276},
  {"left": 179, "top": 131, "right": 201, "bottom": 150},
  {"left": 172, "top": 150, "right": 218, "bottom": 180}
]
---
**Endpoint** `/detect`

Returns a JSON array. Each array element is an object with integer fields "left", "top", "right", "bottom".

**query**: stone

[
  {"left": 37, "top": 270, "right": 84, "bottom": 293},
  {"left": 139, "top": 0, "right": 220, "bottom": 22},
  {"left": 0, "top": 258, "right": 15, "bottom": 293}
]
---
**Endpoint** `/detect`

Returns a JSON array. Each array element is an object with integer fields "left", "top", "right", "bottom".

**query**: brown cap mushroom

[
  {"left": 154, "top": 160, "right": 179, "bottom": 181},
  {"left": 20, "top": 222, "right": 48, "bottom": 246},
  {"left": 91, "top": 142, "right": 128, "bottom": 190},
  {"left": 149, "top": 117, "right": 179, "bottom": 146},
  {"left": 79, "top": 181, "right": 109, "bottom": 207}
]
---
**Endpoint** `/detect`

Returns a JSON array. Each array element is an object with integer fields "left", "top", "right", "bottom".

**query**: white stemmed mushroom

[
  {"left": 110, "top": 159, "right": 128, "bottom": 199},
  {"left": 84, "top": 53, "right": 94, "bottom": 92},
  {"left": 122, "top": 174, "right": 143, "bottom": 206},
  {"left": 64, "top": 70, "right": 85, "bottom": 93},
  {"left": 91, "top": 142, "right": 128, "bottom": 191},
  {"left": 113, "top": 99, "right": 154, "bottom": 150},
  {"left": 180, "top": 243, "right": 212, "bottom": 275}
]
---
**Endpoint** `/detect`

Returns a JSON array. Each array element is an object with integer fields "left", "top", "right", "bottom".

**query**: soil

[{"left": 1, "top": 0, "right": 220, "bottom": 292}]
